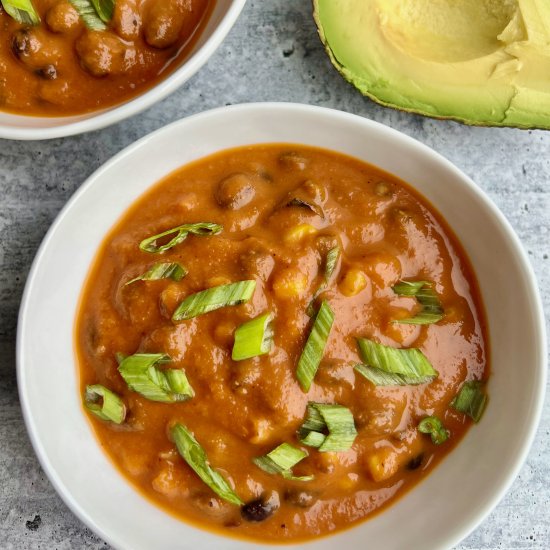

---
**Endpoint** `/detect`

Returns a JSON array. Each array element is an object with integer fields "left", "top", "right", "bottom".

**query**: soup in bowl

[
  {"left": 17, "top": 103, "right": 546, "bottom": 549},
  {"left": 0, "top": 0, "right": 246, "bottom": 139}
]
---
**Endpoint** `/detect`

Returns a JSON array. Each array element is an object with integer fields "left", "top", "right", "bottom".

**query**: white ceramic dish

[
  {"left": 17, "top": 103, "right": 546, "bottom": 549},
  {"left": 0, "top": 0, "right": 246, "bottom": 141}
]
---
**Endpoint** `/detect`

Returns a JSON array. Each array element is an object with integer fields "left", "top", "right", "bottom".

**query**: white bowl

[
  {"left": 17, "top": 103, "right": 546, "bottom": 549},
  {"left": 0, "top": 0, "right": 246, "bottom": 141}
]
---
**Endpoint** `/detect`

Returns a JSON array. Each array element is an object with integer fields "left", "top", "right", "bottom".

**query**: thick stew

[
  {"left": 0, "top": 0, "right": 212, "bottom": 116},
  {"left": 76, "top": 144, "right": 489, "bottom": 542}
]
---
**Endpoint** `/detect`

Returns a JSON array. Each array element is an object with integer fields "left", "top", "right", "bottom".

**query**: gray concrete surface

[{"left": 0, "top": 1, "right": 548, "bottom": 548}]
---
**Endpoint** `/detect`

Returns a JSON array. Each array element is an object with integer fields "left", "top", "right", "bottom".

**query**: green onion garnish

[
  {"left": 171, "top": 423, "right": 243, "bottom": 505},
  {"left": 451, "top": 380, "right": 488, "bottom": 423},
  {"left": 90, "top": 0, "right": 114, "bottom": 22},
  {"left": 172, "top": 280, "right": 256, "bottom": 322},
  {"left": 392, "top": 280, "right": 444, "bottom": 325},
  {"left": 68, "top": 0, "right": 108, "bottom": 29},
  {"left": 355, "top": 338, "right": 438, "bottom": 386},
  {"left": 232, "top": 313, "right": 274, "bottom": 361},
  {"left": 139, "top": 222, "right": 222, "bottom": 254},
  {"left": 84, "top": 384, "right": 126, "bottom": 424},
  {"left": 298, "top": 402, "right": 357, "bottom": 452},
  {"left": 118, "top": 353, "right": 194, "bottom": 403},
  {"left": 1, "top": 0, "right": 40, "bottom": 24},
  {"left": 125, "top": 262, "right": 187, "bottom": 286},
  {"left": 296, "top": 300, "right": 334, "bottom": 392},
  {"left": 307, "top": 246, "right": 341, "bottom": 316},
  {"left": 418, "top": 416, "right": 448, "bottom": 445},
  {"left": 253, "top": 443, "right": 313, "bottom": 481}
]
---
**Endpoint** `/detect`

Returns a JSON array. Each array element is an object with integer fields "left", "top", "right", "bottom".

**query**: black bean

[
  {"left": 11, "top": 30, "right": 31, "bottom": 57},
  {"left": 36, "top": 65, "right": 57, "bottom": 80},
  {"left": 406, "top": 453, "right": 424, "bottom": 471},
  {"left": 241, "top": 492, "right": 279, "bottom": 522}
]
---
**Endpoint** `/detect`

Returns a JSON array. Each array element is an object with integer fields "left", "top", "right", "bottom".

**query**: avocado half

[{"left": 313, "top": 0, "right": 550, "bottom": 129}]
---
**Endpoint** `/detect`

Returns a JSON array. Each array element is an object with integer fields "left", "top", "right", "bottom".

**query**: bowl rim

[
  {"left": 0, "top": 0, "right": 247, "bottom": 141},
  {"left": 16, "top": 102, "right": 547, "bottom": 549}
]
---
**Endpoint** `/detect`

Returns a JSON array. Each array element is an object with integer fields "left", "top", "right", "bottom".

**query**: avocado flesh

[{"left": 314, "top": 0, "right": 550, "bottom": 129}]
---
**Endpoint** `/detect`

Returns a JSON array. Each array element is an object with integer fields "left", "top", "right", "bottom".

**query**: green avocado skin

[{"left": 313, "top": 0, "right": 550, "bottom": 130}]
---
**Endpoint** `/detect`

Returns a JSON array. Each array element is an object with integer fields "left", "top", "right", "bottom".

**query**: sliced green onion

[
  {"left": 232, "top": 313, "right": 274, "bottom": 361},
  {"left": 355, "top": 338, "right": 438, "bottom": 386},
  {"left": 125, "top": 262, "right": 187, "bottom": 286},
  {"left": 392, "top": 280, "right": 444, "bottom": 325},
  {"left": 1, "top": 0, "right": 40, "bottom": 24},
  {"left": 451, "top": 380, "right": 488, "bottom": 423},
  {"left": 171, "top": 423, "right": 243, "bottom": 505},
  {"left": 298, "top": 402, "right": 357, "bottom": 452},
  {"left": 296, "top": 300, "right": 334, "bottom": 392},
  {"left": 253, "top": 443, "right": 313, "bottom": 481},
  {"left": 418, "top": 416, "right": 448, "bottom": 445},
  {"left": 68, "top": 0, "right": 106, "bottom": 29},
  {"left": 139, "top": 222, "right": 222, "bottom": 254},
  {"left": 84, "top": 384, "right": 126, "bottom": 424},
  {"left": 118, "top": 353, "right": 194, "bottom": 403},
  {"left": 90, "top": 0, "right": 115, "bottom": 22},
  {"left": 172, "top": 280, "right": 256, "bottom": 322},
  {"left": 307, "top": 246, "right": 341, "bottom": 316}
]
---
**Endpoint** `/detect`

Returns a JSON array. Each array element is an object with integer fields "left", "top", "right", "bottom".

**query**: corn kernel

[
  {"left": 339, "top": 268, "right": 368, "bottom": 297},
  {"left": 338, "top": 473, "right": 359, "bottom": 490},
  {"left": 272, "top": 268, "right": 308, "bottom": 299},
  {"left": 207, "top": 276, "right": 232, "bottom": 287},
  {"left": 365, "top": 447, "right": 399, "bottom": 482},
  {"left": 284, "top": 224, "right": 317, "bottom": 245}
]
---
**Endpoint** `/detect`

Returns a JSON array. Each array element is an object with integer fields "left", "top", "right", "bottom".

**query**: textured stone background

[{"left": 1, "top": 1, "right": 549, "bottom": 548}]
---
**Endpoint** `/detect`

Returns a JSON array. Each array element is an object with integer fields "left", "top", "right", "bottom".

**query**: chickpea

[
  {"left": 339, "top": 268, "right": 369, "bottom": 297},
  {"left": 144, "top": 0, "right": 190, "bottom": 49},
  {"left": 272, "top": 267, "right": 308, "bottom": 299},
  {"left": 112, "top": 0, "right": 142, "bottom": 40},
  {"left": 46, "top": 2, "right": 80, "bottom": 33},
  {"left": 76, "top": 31, "right": 133, "bottom": 77},
  {"left": 215, "top": 173, "right": 256, "bottom": 210}
]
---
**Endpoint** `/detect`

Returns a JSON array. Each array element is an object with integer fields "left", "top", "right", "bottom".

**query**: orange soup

[
  {"left": 76, "top": 144, "right": 489, "bottom": 542},
  {"left": 0, "top": 0, "right": 213, "bottom": 116}
]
